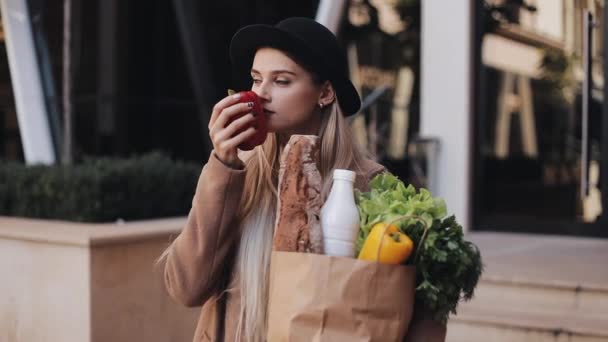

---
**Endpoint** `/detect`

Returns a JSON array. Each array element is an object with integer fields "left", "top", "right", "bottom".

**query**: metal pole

[
  {"left": 62, "top": 0, "right": 73, "bottom": 164},
  {"left": 581, "top": 11, "right": 593, "bottom": 199},
  {"left": 0, "top": 0, "right": 56, "bottom": 164},
  {"left": 315, "top": 0, "right": 347, "bottom": 34},
  {"left": 601, "top": 4, "right": 608, "bottom": 223}
]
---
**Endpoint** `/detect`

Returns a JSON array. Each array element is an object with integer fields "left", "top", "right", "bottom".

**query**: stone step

[
  {"left": 470, "top": 277, "right": 608, "bottom": 317},
  {"left": 445, "top": 232, "right": 608, "bottom": 341},
  {"left": 466, "top": 232, "right": 608, "bottom": 316},
  {"left": 447, "top": 305, "right": 608, "bottom": 342}
]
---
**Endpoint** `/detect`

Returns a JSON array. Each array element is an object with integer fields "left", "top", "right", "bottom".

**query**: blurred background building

[
  {"left": 0, "top": 0, "right": 606, "bottom": 235},
  {"left": 1, "top": 1, "right": 608, "bottom": 341},
  {"left": 475, "top": 0, "right": 607, "bottom": 237}
]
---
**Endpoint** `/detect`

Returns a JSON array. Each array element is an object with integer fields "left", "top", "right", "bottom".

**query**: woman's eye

[
  {"left": 275, "top": 79, "right": 291, "bottom": 85},
  {"left": 252, "top": 78, "right": 262, "bottom": 84}
]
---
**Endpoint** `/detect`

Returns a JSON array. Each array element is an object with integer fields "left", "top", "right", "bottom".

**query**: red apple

[{"left": 228, "top": 91, "right": 268, "bottom": 151}]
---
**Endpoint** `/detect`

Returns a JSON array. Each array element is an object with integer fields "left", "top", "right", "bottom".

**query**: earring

[{"left": 319, "top": 102, "right": 324, "bottom": 109}]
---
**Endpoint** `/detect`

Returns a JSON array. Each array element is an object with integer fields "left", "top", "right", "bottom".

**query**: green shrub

[{"left": 0, "top": 152, "right": 201, "bottom": 222}]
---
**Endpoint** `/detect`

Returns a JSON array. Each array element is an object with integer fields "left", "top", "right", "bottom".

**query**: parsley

[{"left": 355, "top": 173, "right": 483, "bottom": 324}]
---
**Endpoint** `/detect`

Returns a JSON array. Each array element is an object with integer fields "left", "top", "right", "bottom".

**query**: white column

[
  {"left": 315, "top": 0, "right": 347, "bottom": 34},
  {"left": 0, "top": 0, "right": 56, "bottom": 164},
  {"left": 420, "top": 0, "right": 473, "bottom": 231}
]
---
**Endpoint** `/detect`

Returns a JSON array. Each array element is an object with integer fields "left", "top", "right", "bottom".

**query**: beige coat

[
  {"left": 165, "top": 154, "right": 384, "bottom": 342},
  {"left": 163, "top": 151, "right": 386, "bottom": 342}
]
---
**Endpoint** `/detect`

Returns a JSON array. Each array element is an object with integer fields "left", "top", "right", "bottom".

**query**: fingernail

[
  {"left": 233, "top": 93, "right": 241, "bottom": 100},
  {"left": 247, "top": 102, "right": 254, "bottom": 108}
]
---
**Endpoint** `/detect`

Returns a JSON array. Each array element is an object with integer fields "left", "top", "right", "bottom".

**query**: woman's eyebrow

[{"left": 251, "top": 69, "right": 297, "bottom": 76}]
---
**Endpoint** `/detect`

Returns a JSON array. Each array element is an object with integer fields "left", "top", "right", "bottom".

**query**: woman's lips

[{"left": 264, "top": 109, "right": 275, "bottom": 115}]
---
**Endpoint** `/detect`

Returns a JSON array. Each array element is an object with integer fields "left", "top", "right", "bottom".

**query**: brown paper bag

[{"left": 267, "top": 251, "right": 416, "bottom": 342}]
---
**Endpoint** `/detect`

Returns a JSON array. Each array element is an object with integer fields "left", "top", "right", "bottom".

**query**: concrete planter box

[{"left": 0, "top": 217, "right": 198, "bottom": 342}]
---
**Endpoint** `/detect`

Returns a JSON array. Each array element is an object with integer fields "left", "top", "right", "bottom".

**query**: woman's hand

[{"left": 208, "top": 93, "right": 257, "bottom": 168}]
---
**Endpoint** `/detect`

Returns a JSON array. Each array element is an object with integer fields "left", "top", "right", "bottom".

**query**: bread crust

[{"left": 272, "top": 135, "right": 323, "bottom": 253}]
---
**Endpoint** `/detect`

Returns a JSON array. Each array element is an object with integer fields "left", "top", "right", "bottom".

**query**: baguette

[{"left": 272, "top": 135, "right": 323, "bottom": 253}]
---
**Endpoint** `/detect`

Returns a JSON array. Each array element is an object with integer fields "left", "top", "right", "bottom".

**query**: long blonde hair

[{"left": 234, "top": 101, "right": 367, "bottom": 342}]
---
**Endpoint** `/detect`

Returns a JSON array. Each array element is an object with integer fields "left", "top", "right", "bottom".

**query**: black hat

[{"left": 229, "top": 17, "right": 361, "bottom": 116}]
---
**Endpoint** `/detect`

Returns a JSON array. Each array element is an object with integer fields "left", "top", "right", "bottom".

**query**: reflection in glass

[{"left": 476, "top": 0, "right": 605, "bottom": 233}]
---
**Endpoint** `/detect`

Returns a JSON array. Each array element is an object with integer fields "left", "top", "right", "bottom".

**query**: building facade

[{"left": 1, "top": 0, "right": 606, "bottom": 236}]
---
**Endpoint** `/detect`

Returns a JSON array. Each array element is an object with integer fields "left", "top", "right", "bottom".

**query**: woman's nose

[{"left": 254, "top": 82, "right": 271, "bottom": 102}]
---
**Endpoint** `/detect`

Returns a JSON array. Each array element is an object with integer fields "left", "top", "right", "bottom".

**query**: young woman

[{"left": 162, "top": 17, "right": 386, "bottom": 342}]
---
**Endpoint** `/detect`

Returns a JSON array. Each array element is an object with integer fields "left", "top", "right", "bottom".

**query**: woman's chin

[
  {"left": 265, "top": 119, "right": 283, "bottom": 133},
  {"left": 265, "top": 116, "right": 296, "bottom": 134},
  {"left": 267, "top": 126, "right": 291, "bottom": 135}
]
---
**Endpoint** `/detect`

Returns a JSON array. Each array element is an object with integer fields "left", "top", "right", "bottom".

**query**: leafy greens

[{"left": 355, "top": 172, "right": 483, "bottom": 324}]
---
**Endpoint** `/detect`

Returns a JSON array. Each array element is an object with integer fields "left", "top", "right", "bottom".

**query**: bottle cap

[{"left": 333, "top": 169, "right": 356, "bottom": 182}]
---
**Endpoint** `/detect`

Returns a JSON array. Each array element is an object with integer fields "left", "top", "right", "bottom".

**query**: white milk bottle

[{"left": 320, "top": 169, "right": 360, "bottom": 257}]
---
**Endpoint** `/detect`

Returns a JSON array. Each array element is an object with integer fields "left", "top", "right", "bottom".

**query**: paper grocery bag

[{"left": 267, "top": 251, "right": 416, "bottom": 342}]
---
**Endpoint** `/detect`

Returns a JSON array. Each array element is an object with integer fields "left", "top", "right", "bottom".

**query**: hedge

[{"left": 0, "top": 152, "right": 201, "bottom": 222}]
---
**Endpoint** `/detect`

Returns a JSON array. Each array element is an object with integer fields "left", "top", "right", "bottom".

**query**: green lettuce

[{"left": 355, "top": 172, "right": 447, "bottom": 255}]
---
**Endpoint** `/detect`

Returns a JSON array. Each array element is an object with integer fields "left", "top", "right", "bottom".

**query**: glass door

[{"left": 473, "top": 0, "right": 607, "bottom": 237}]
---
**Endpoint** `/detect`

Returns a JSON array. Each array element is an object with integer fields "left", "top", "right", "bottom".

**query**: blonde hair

[{"left": 233, "top": 101, "right": 367, "bottom": 342}]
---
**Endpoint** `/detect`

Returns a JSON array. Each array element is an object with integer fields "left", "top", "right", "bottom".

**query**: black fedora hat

[{"left": 229, "top": 17, "right": 361, "bottom": 116}]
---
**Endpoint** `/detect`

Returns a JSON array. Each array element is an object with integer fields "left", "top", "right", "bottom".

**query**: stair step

[
  {"left": 446, "top": 232, "right": 608, "bottom": 341},
  {"left": 447, "top": 305, "right": 608, "bottom": 342},
  {"left": 466, "top": 232, "right": 608, "bottom": 316},
  {"left": 471, "top": 277, "right": 608, "bottom": 317}
]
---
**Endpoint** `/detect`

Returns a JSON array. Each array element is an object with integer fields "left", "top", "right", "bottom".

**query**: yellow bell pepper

[{"left": 358, "top": 222, "right": 414, "bottom": 264}]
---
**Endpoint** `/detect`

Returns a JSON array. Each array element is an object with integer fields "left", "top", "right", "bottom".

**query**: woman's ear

[{"left": 318, "top": 81, "right": 336, "bottom": 108}]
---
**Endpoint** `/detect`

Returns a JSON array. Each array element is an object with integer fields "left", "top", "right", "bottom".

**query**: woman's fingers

[
  {"left": 213, "top": 101, "right": 254, "bottom": 131},
  {"left": 218, "top": 126, "right": 257, "bottom": 151},
  {"left": 213, "top": 113, "right": 256, "bottom": 143},
  {"left": 208, "top": 94, "right": 259, "bottom": 167},
  {"left": 209, "top": 103, "right": 252, "bottom": 140},
  {"left": 209, "top": 93, "right": 243, "bottom": 129},
  {"left": 209, "top": 102, "right": 252, "bottom": 137}
]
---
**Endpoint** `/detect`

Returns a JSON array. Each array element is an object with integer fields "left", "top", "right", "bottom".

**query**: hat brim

[{"left": 229, "top": 24, "right": 361, "bottom": 116}]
